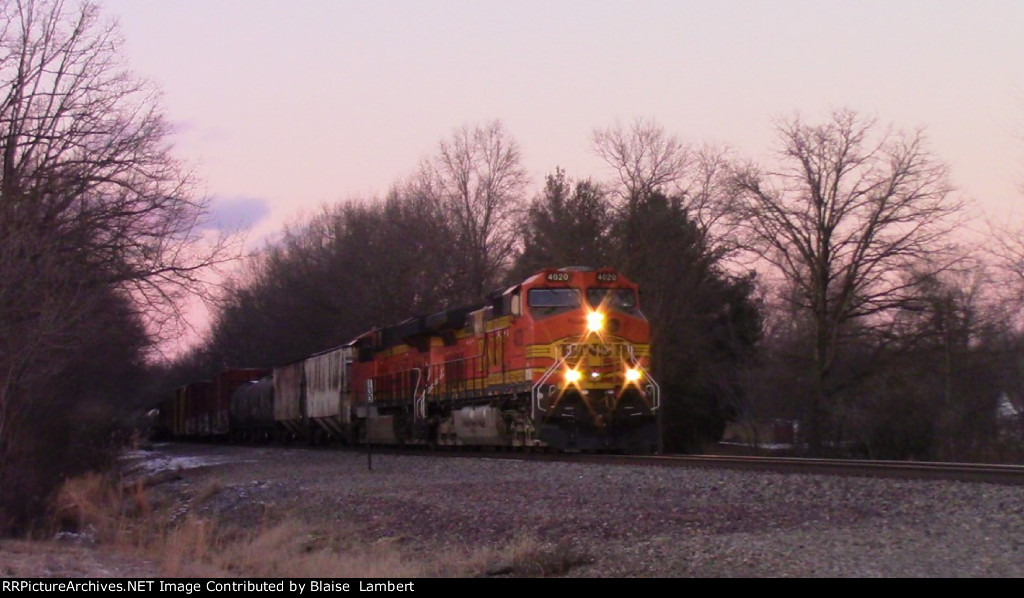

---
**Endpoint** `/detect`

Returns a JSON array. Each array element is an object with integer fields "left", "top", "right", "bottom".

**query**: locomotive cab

[{"left": 516, "top": 267, "right": 660, "bottom": 452}]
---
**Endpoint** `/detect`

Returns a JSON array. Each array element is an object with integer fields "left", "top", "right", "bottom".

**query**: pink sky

[{"left": 98, "top": 0, "right": 1024, "bottom": 352}]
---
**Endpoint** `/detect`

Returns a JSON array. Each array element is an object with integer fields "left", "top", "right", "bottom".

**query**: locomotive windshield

[
  {"left": 528, "top": 288, "right": 581, "bottom": 318},
  {"left": 586, "top": 288, "right": 642, "bottom": 317}
]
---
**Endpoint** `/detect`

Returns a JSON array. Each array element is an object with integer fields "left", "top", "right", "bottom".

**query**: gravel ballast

[{"left": 120, "top": 443, "right": 1024, "bottom": 578}]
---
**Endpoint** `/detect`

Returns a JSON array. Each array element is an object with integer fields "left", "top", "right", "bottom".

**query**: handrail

[
  {"left": 626, "top": 344, "right": 660, "bottom": 411},
  {"left": 416, "top": 367, "right": 445, "bottom": 420},
  {"left": 531, "top": 343, "right": 577, "bottom": 414}
]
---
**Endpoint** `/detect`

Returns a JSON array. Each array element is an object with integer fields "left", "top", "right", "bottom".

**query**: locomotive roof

[{"left": 341, "top": 267, "right": 629, "bottom": 351}]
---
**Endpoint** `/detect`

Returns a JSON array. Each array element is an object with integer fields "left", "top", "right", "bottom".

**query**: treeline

[
  {"left": 170, "top": 107, "right": 1024, "bottom": 466},
  {"left": 174, "top": 123, "right": 762, "bottom": 454},
  {"left": 178, "top": 112, "right": 1024, "bottom": 465}
]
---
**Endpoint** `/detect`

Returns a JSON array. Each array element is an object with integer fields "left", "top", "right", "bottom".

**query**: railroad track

[
  {"left": 612, "top": 454, "right": 1024, "bottom": 485},
  {"left": 355, "top": 444, "right": 1024, "bottom": 485},
  {"left": 172, "top": 440, "right": 1024, "bottom": 485}
]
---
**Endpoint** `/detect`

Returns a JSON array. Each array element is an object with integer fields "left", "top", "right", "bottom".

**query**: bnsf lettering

[
  {"left": 547, "top": 272, "right": 570, "bottom": 281},
  {"left": 596, "top": 272, "right": 618, "bottom": 282},
  {"left": 561, "top": 344, "right": 617, "bottom": 357}
]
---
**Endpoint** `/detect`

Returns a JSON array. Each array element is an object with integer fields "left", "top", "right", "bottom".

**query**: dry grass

[
  {"left": 51, "top": 472, "right": 152, "bottom": 544},
  {"left": 151, "top": 516, "right": 588, "bottom": 578},
  {"left": 496, "top": 532, "right": 592, "bottom": 577},
  {"left": 44, "top": 472, "right": 587, "bottom": 578}
]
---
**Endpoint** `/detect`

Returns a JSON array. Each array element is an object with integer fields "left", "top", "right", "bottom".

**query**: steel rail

[{"left": 586, "top": 453, "right": 1024, "bottom": 485}]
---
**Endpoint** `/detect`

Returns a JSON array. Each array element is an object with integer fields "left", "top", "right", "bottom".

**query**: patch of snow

[
  {"left": 118, "top": 444, "right": 252, "bottom": 477},
  {"left": 998, "top": 393, "right": 1020, "bottom": 419}
]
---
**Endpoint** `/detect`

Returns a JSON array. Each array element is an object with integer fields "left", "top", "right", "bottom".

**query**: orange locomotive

[{"left": 346, "top": 266, "right": 660, "bottom": 452}]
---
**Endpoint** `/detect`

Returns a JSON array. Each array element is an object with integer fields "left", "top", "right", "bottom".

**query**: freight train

[{"left": 156, "top": 266, "right": 661, "bottom": 453}]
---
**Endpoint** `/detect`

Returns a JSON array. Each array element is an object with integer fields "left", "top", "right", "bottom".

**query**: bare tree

[
  {"left": 593, "top": 117, "right": 691, "bottom": 205},
  {"left": 0, "top": 0, "right": 233, "bottom": 530},
  {"left": 1, "top": 0, "right": 235, "bottom": 330},
  {"left": 729, "top": 109, "right": 965, "bottom": 450},
  {"left": 981, "top": 188, "right": 1024, "bottom": 452},
  {"left": 593, "top": 119, "right": 739, "bottom": 263},
  {"left": 985, "top": 218, "right": 1024, "bottom": 315},
  {"left": 591, "top": 120, "right": 762, "bottom": 449},
  {"left": 683, "top": 144, "right": 745, "bottom": 261},
  {"left": 413, "top": 120, "right": 528, "bottom": 302},
  {"left": 0, "top": 227, "right": 95, "bottom": 469}
]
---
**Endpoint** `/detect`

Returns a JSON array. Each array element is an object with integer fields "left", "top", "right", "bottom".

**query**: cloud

[{"left": 201, "top": 195, "right": 270, "bottom": 232}]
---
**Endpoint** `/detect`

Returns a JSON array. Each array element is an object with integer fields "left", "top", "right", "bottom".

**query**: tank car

[
  {"left": 228, "top": 375, "right": 275, "bottom": 442},
  {"left": 210, "top": 368, "right": 270, "bottom": 437}
]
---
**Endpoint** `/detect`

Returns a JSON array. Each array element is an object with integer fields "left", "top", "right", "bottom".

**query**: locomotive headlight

[
  {"left": 564, "top": 368, "right": 582, "bottom": 384},
  {"left": 625, "top": 368, "right": 642, "bottom": 383},
  {"left": 586, "top": 311, "right": 605, "bottom": 333}
]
